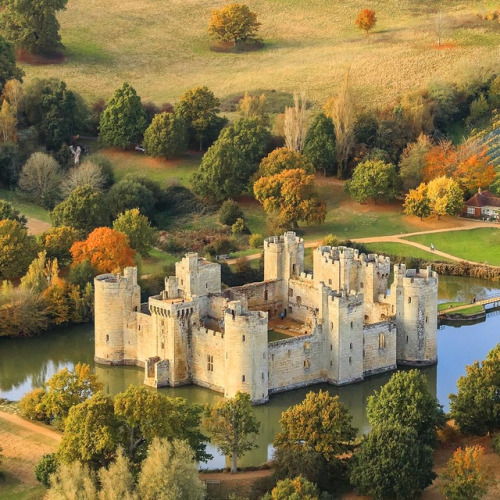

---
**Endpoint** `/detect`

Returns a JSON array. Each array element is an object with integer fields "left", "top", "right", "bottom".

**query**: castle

[{"left": 94, "top": 232, "right": 438, "bottom": 404}]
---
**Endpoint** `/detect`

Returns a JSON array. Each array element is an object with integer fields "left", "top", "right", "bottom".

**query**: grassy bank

[
  {"left": 362, "top": 242, "right": 453, "bottom": 262},
  {"left": 0, "top": 188, "right": 50, "bottom": 223},
  {"left": 438, "top": 301, "right": 485, "bottom": 315}
]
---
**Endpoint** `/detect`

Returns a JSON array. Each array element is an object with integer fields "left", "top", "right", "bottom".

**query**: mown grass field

[
  {"left": 438, "top": 301, "right": 485, "bottom": 315},
  {"left": 362, "top": 242, "right": 453, "bottom": 262},
  {"left": 20, "top": 0, "right": 500, "bottom": 108},
  {"left": 404, "top": 227, "right": 500, "bottom": 266}
]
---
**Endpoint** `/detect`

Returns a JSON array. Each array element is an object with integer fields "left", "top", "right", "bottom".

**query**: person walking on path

[{"left": 430, "top": 243, "right": 434, "bottom": 252}]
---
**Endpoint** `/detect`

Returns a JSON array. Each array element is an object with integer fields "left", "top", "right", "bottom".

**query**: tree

[
  {"left": 20, "top": 250, "right": 59, "bottom": 294},
  {"left": 68, "top": 260, "right": 97, "bottom": 289},
  {"left": 346, "top": 160, "right": 398, "bottom": 204},
  {"left": 0, "top": 200, "right": 27, "bottom": 228},
  {"left": 433, "top": 12, "right": 448, "bottom": 47},
  {"left": 58, "top": 393, "right": 119, "bottom": 467},
  {"left": 355, "top": 9, "right": 377, "bottom": 35},
  {"left": 259, "top": 147, "right": 315, "bottom": 177},
  {"left": 18, "top": 152, "right": 61, "bottom": 208},
  {"left": 263, "top": 476, "right": 320, "bottom": 500},
  {"left": 326, "top": 69, "right": 356, "bottom": 179},
  {"left": 51, "top": 185, "right": 110, "bottom": 234},
  {"left": 99, "top": 83, "right": 147, "bottom": 148},
  {"left": 177, "top": 86, "right": 224, "bottom": 150},
  {"left": 0, "top": 100, "right": 16, "bottom": 143},
  {"left": 350, "top": 425, "right": 435, "bottom": 500},
  {"left": 2, "top": 78, "right": 23, "bottom": 110},
  {"left": 0, "top": 219, "right": 38, "bottom": 279},
  {"left": 403, "top": 183, "right": 431, "bottom": 220},
  {"left": 399, "top": 134, "right": 432, "bottom": 192},
  {"left": 427, "top": 176, "right": 463, "bottom": 219},
  {"left": 441, "top": 445, "right": 491, "bottom": 500},
  {"left": 454, "top": 140, "right": 495, "bottom": 194},
  {"left": 35, "top": 453, "right": 58, "bottom": 488},
  {"left": 284, "top": 92, "right": 308, "bottom": 152},
  {"left": 239, "top": 91, "right": 268, "bottom": 124},
  {"left": 114, "top": 385, "right": 209, "bottom": 462},
  {"left": 367, "top": 370, "right": 445, "bottom": 447},
  {"left": 208, "top": 3, "right": 261, "bottom": 47},
  {"left": 204, "top": 392, "right": 260, "bottom": 473},
  {"left": 46, "top": 461, "right": 97, "bottom": 499},
  {"left": 143, "top": 112, "right": 187, "bottom": 159},
  {"left": 274, "top": 390, "right": 357, "bottom": 463},
  {"left": 254, "top": 168, "right": 326, "bottom": 229},
  {"left": 71, "top": 227, "right": 136, "bottom": 274},
  {"left": 108, "top": 179, "right": 156, "bottom": 220},
  {"left": 303, "top": 113, "right": 336, "bottom": 176},
  {"left": 191, "top": 137, "right": 249, "bottom": 201},
  {"left": 61, "top": 161, "right": 105, "bottom": 197},
  {"left": 137, "top": 438, "right": 205, "bottom": 500},
  {"left": 97, "top": 448, "right": 137, "bottom": 500},
  {"left": 0, "top": 0, "right": 68, "bottom": 54},
  {"left": 0, "top": 34, "right": 23, "bottom": 94},
  {"left": 41, "top": 226, "right": 80, "bottom": 264},
  {"left": 449, "top": 345, "right": 500, "bottom": 436},
  {"left": 113, "top": 209, "right": 157, "bottom": 256},
  {"left": 219, "top": 199, "right": 244, "bottom": 226},
  {"left": 423, "top": 140, "right": 457, "bottom": 181}
]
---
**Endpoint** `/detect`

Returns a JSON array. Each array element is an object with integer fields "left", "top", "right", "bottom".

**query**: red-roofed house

[{"left": 463, "top": 188, "right": 500, "bottom": 220}]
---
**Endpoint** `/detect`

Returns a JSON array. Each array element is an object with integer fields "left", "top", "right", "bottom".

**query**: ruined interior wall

[
  {"left": 224, "top": 281, "right": 283, "bottom": 319},
  {"left": 287, "top": 278, "right": 317, "bottom": 327},
  {"left": 192, "top": 328, "right": 225, "bottom": 394},
  {"left": 363, "top": 322, "right": 397, "bottom": 375},
  {"left": 363, "top": 300, "right": 393, "bottom": 325}
]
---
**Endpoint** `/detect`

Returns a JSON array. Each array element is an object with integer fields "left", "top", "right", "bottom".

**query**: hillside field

[{"left": 20, "top": 0, "right": 500, "bottom": 108}]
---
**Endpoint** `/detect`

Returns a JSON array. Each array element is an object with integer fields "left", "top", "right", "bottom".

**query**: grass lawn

[
  {"left": 404, "top": 228, "right": 500, "bottom": 266},
  {"left": 0, "top": 188, "right": 50, "bottom": 223},
  {"left": 438, "top": 301, "right": 485, "bottom": 315},
  {"left": 139, "top": 248, "right": 178, "bottom": 275},
  {"left": 21, "top": 1, "right": 499, "bottom": 109},
  {"left": 362, "top": 242, "right": 453, "bottom": 262}
]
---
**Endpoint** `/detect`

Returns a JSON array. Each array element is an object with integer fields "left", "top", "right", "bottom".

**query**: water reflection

[{"left": 0, "top": 275, "right": 498, "bottom": 467}]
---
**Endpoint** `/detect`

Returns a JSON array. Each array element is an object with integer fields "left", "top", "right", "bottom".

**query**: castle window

[
  {"left": 271, "top": 354, "right": 274, "bottom": 362},
  {"left": 288, "top": 288, "right": 293, "bottom": 297},
  {"left": 426, "top": 316, "right": 428, "bottom": 323},
  {"left": 406, "top": 335, "right": 409, "bottom": 344},
  {"left": 329, "top": 279, "right": 332, "bottom": 285},
  {"left": 262, "top": 372, "right": 264, "bottom": 380},
  {"left": 296, "top": 296, "right": 302, "bottom": 305},
  {"left": 181, "top": 280, "right": 183, "bottom": 285},
  {"left": 360, "top": 282, "right": 364, "bottom": 288},
  {"left": 379, "top": 333, "right": 386, "bottom": 349},
  {"left": 242, "top": 375, "right": 246, "bottom": 382},
  {"left": 161, "top": 342, "right": 164, "bottom": 350},
  {"left": 263, "top": 352, "right": 265, "bottom": 359},
  {"left": 330, "top": 344, "right": 332, "bottom": 351},
  {"left": 242, "top": 335, "right": 246, "bottom": 342},
  {"left": 408, "top": 297, "right": 412, "bottom": 304},
  {"left": 106, "top": 335, "right": 109, "bottom": 342},
  {"left": 264, "top": 290, "right": 268, "bottom": 301},
  {"left": 207, "top": 355, "right": 213, "bottom": 371},
  {"left": 330, "top": 322, "right": 333, "bottom": 330},
  {"left": 363, "top": 349, "right": 365, "bottom": 358},
  {"left": 350, "top": 343, "right": 352, "bottom": 350},
  {"left": 138, "top": 325, "right": 141, "bottom": 331},
  {"left": 304, "top": 359, "right": 310, "bottom": 369},
  {"left": 391, "top": 305, "right": 394, "bottom": 313},
  {"left": 349, "top": 356, "right": 352, "bottom": 364},
  {"left": 292, "top": 264, "right": 296, "bottom": 274},
  {"left": 288, "top": 306, "right": 292, "bottom": 314},
  {"left": 350, "top": 321, "right": 353, "bottom": 329},
  {"left": 303, "top": 341, "right": 311, "bottom": 353},
  {"left": 206, "top": 283, "right": 208, "bottom": 288},
  {"left": 134, "top": 306, "right": 138, "bottom": 312},
  {"left": 330, "top": 360, "right": 333, "bottom": 367}
]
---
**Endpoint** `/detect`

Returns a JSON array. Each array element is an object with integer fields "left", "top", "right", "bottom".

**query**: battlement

[
  {"left": 264, "top": 231, "right": 303, "bottom": 249},
  {"left": 394, "top": 264, "right": 438, "bottom": 284},
  {"left": 327, "top": 289, "right": 364, "bottom": 306},
  {"left": 95, "top": 267, "right": 137, "bottom": 289}
]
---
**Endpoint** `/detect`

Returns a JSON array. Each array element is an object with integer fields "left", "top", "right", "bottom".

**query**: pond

[{"left": 1, "top": 275, "right": 499, "bottom": 468}]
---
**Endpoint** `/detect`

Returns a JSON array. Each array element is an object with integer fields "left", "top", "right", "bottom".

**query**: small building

[{"left": 463, "top": 189, "right": 500, "bottom": 220}]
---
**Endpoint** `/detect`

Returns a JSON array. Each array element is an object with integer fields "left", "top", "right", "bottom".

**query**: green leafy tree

[
  {"left": 192, "top": 137, "right": 249, "bottom": 201},
  {"left": 346, "top": 159, "right": 398, "bottom": 204},
  {"left": 259, "top": 147, "right": 315, "bottom": 177},
  {"left": 40, "top": 226, "right": 80, "bottom": 264},
  {"left": 143, "top": 112, "right": 187, "bottom": 159},
  {"left": 449, "top": 345, "right": 500, "bottom": 436},
  {"left": 46, "top": 461, "right": 97, "bottom": 499},
  {"left": 137, "top": 438, "right": 206, "bottom": 500},
  {"left": 58, "top": 393, "right": 119, "bottom": 467},
  {"left": 114, "top": 385, "right": 209, "bottom": 462},
  {"left": 51, "top": 185, "right": 110, "bottom": 234},
  {"left": 0, "top": 0, "right": 68, "bottom": 55},
  {"left": 68, "top": 260, "right": 97, "bottom": 289},
  {"left": 18, "top": 152, "right": 61, "bottom": 208},
  {"left": 0, "top": 200, "right": 27, "bottom": 228},
  {"left": 177, "top": 86, "right": 225, "bottom": 150},
  {"left": 113, "top": 208, "right": 157, "bottom": 256},
  {"left": 204, "top": 391, "right": 260, "bottom": 473},
  {"left": 263, "top": 476, "right": 320, "bottom": 500},
  {"left": 99, "top": 83, "right": 147, "bottom": 148},
  {"left": 0, "top": 219, "right": 38, "bottom": 279},
  {"left": 0, "top": 34, "right": 23, "bottom": 93},
  {"left": 399, "top": 134, "right": 432, "bottom": 192},
  {"left": 367, "top": 369, "right": 445, "bottom": 447},
  {"left": 274, "top": 390, "right": 356, "bottom": 463},
  {"left": 403, "top": 183, "right": 431, "bottom": 220},
  {"left": 97, "top": 448, "right": 137, "bottom": 500},
  {"left": 208, "top": 3, "right": 260, "bottom": 47},
  {"left": 350, "top": 424, "right": 436, "bottom": 500},
  {"left": 219, "top": 199, "right": 244, "bottom": 226},
  {"left": 35, "top": 453, "right": 58, "bottom": 488},
  {"left": 108, "top": 179, "right": 156, "bottom": 220},
  {"left": 303, "top": 113, "right": 336, "bottom": 176},
  {"left": 441, "top": 445, "right": 491, "bottom": 500}
]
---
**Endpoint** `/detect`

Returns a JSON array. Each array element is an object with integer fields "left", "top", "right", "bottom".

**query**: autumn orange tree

[
  {"left": 254, "top": 168, "right": 326, "bottom": 229},
  {"left": 423, "top": 140, "right": 457, "bottom": 181},
  {"left": 355, "top": 9, "right": 377, "bottom": 35},
  {"left": 441, "top": 445, "right": 491, "bottom": 500},
  {"left": 208, "top": 3, "right": 260, "bottom": 47},
  {"left": 70, "top": 227, "right": 135, "bottom": 274}
]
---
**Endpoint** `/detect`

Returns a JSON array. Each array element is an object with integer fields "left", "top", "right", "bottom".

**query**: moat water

[{"left": 1, "top": 275, "right": 499, "bottom": 468}]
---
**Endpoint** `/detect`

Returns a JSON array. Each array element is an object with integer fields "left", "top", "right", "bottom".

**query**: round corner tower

[
  {"left": 223, "top": 301, "right": 269, "bottom": 404},
  {"left": 94, "top": 267, "right": 140, "bottom": 365},
  {"left": 392, "top": 264, "right": 438, "bottom": 365}
]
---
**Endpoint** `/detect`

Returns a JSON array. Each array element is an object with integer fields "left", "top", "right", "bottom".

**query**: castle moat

[{"left": 1, "top": 275, "right": 499, "bottom": 468}]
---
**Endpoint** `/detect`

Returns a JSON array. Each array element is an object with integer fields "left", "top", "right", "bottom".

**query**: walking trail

[
  {"left": 226, "top": 220, "right": 499, "bottom": 267},
  {"left": 0, "top": 410, "right": 62, "bottom": 442}
]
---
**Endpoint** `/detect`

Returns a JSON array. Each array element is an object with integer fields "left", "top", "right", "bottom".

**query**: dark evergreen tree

[
  {"left": 303, "top": 113, "right": 337, "bottom": 176},
  {"left": 143, "top": 112, "right": 187, "bottom": 159},
  {"left": 108, "top": 179, "right": 156, "bottom": 220},
  {"left": 0, "top": 33, "right": 23, "bottom": 93}
]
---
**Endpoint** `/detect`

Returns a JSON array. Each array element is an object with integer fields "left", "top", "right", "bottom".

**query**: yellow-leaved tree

[{"left": 208, "top": 3, "right": 260, "bottom": 47}]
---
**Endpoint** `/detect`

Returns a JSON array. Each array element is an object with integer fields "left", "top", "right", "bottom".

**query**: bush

[
  {"left": 205, "top": 237, "right": 237, "bottom": 257},
  {"left": 322, "top": 234, "right": 340, "bottom": 247},
  {"left": 492, "top": 434, "right": 500, "bottom": 456},
  {"left": 219, "top": 199, "right": 244, "bottom": 226},
  {"left": 231, "top": 217, "right": 246, "bottom": 235},
  {"left": 249, "top": 234, "right": 264, "bottom": 248},
  {"left": 35, "top": 453, "right": 58, "bottom": 488},
  {"left": 19, "top": 388, "right": 47, "bottom": 421}
]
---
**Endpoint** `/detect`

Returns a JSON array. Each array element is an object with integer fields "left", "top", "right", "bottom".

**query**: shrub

[
  {"left": 35, "top": 453, "right": 58, "bottom": 488},
  {"left": 19, "top": 388, "right": 47, "bottom": 421},
  {"left": 219, "top": 199, "right": 244, "bottom": 226},
  {"left": 231, "top": 217, "right": 246, "bottom": 235},
  {"left": 492, "top": 434, "right": 500, "bottom": 456},
  {"left": 322, "top": 234, "right": 340, "bottom": 247},
  {"left": 249, "top": 234, "right": 264, "bottom": 248}
]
